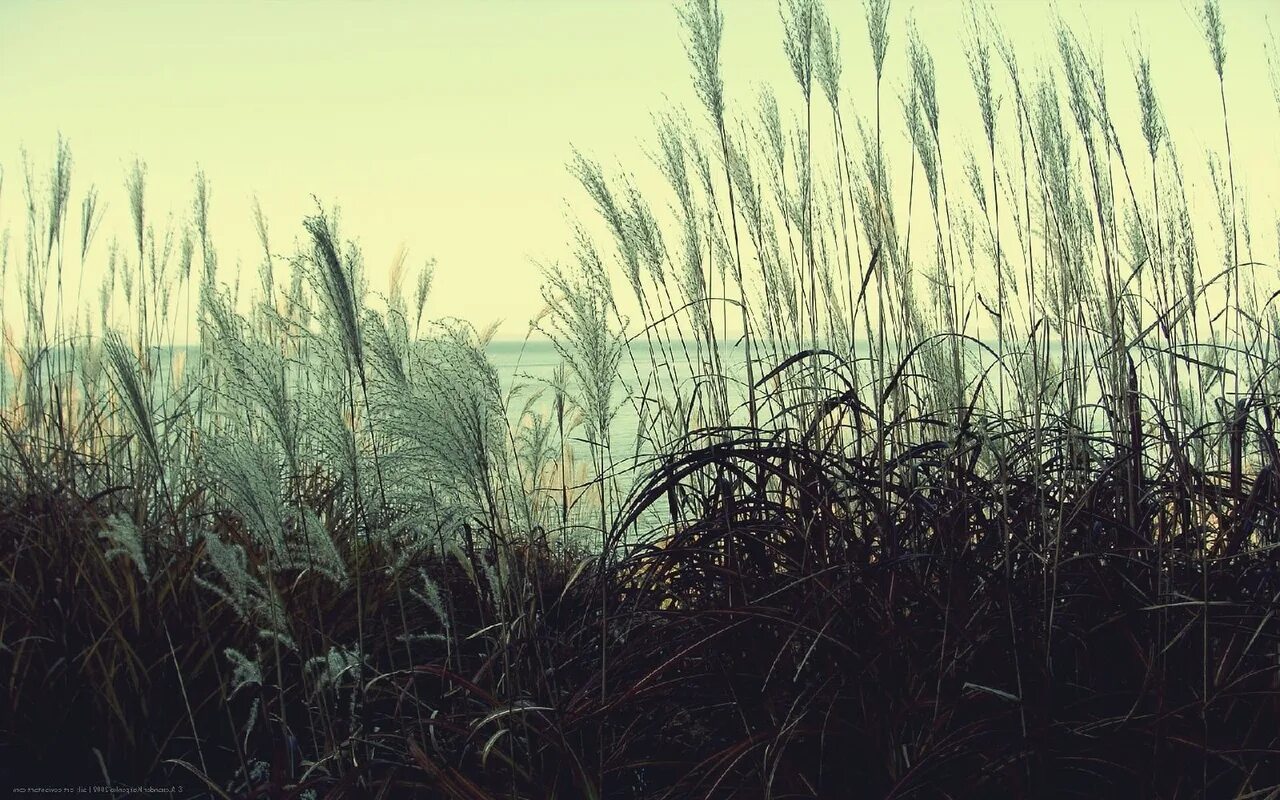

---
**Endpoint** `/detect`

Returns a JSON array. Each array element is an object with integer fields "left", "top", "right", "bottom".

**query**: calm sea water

[{"left": 485, "top": 337, "right": 751, "bottom": 466}]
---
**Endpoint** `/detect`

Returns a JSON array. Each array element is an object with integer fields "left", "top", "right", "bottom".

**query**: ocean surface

[{"left": 485, "top": 337, "right": 752, "bottom": 478}]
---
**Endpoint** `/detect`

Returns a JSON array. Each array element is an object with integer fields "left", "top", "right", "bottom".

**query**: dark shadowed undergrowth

[
  {"left": 6, "top": 0, "right": 1280, "bottom": 796},
  {"left": 6, "top": 401, "right": 1280, "bottom": 797}
]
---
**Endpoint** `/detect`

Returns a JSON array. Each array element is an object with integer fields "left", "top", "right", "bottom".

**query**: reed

[{"left": 4, "top": 0, "right": 1280, "bottom": 796}]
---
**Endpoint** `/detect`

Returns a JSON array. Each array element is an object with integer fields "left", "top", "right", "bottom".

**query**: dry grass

[{"left": 5, "top": 0, "right": 1280, "bottom": 796}]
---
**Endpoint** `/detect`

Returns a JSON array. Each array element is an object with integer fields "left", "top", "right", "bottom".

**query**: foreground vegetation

[{"left": 5, "top": 0, "right": 1280, "bottom": 796}]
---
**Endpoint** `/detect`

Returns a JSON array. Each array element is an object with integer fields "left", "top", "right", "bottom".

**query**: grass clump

[{"left": 5, "top": 0, "right": 1280, "bottom": 797}]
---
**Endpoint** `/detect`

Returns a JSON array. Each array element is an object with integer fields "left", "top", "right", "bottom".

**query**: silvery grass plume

[
  {"left": 624, "top": 181, "right": 671, "bottom": 314},
  {"left": 967, "top": 6, "right": 999, "bottom": 156},
  {"left": 808, "top": 0, "right": 860, "bottom": 358},
  {"left": 125, "top": 160, "right": 155, "bottom": 354},
  {"left": 784, "top": 129, "right": 811, "bottom": 234},
  {"left": 286, "top": 261, "right": 310, "bottom": 333},
  {"left": 103, "top": 329, "right": 163, "bottom": 476},
  {"left": 380, "top": 321, "right": 508, "bottom": 528},
  {"left": 224, "top": 646, "right": 263, "bottom": 749},
  {"left": 511, "top": 387, "right": 572, "bottom": 530},
  {"left": 904, "top": 39, "right": 939, "bottom": 207},
  {"left": 16, "top": 147, "right": 60, "bottom": 415},
  {"left": 120, "top": 250, "right": 134, "bottom": 309},
  {"left": 751, "top": 90, "right": 801, "bottom": 340},
  {"left": 408, "top": 567, "right": 450, "bottom": 637},
  {"left": 864, "top": 0, "right": 891, "bottom": 82},
  {"left": 860, "top": 0, "right": 890, "bottom": 271},
  {"left": 200, "top": 284, "right": 300, "bottom": 475},
  {"left": 79, "top": 183, "right": 102, "bottom": 268},
  {"left": 177, "top": 227, "right": 195, "bottom": 290},
  {"left": 963, "top": 150, "right": 993, "bottom": 244},
  {"left": 291, "top": 509, "right": 348, "bottom": 588},
  {"left": 479, "top": 551, "right": 511, "bottom": 619},
  {"left": 1032, "top": 76, "right": 1093, "bottom": 334},
  {"left": 301, "top": 391, "right": 363, "bottom": 508},
  {"left": 99, "top": 513, "right": 149, "bottom": 580},
  {"left": 363, "top": 303, "right": 411, "bottom": 392},
  {"left": 1198, "top": 0, "right": 1227, "bottom": 81},
  {"left": 99, "top": 241, "right": 117, "bottom": 332},
  {"left": 199, "top": 428, "right": 288, "bottom": 556},
  {"left": 305, "top": 645, "right": 366, "bottom": 722},
  {"left": 721, "top": 126, "right": 789, "bottom": 353},
  {"left": 781, "top": 0, "right": 816, "bottom": 102},
  {"left": 38, "top": 137, "right": 72, "bottom": 271},
  {"left": 812, "top": 1, "right": 841, "bottom": 111},
  {"left": 303, "top": 209, "right": 365, "bottom": 381},
  {"left": 653, "top": 112, "right": 712, "bottom": 340},
  {"left": 195, "top": 531, "right": 295, "bottom": 650},
  {"left": 306, "top": 645, "right": 365, "bottom": 689},
  {"left": 301, "top": 207, "right": 394, "bottom": 527},
  {"left": 192, "top": 169, "right": 217, "bottom": 287},
  {"left": 126, "top": 160, "right": 145, "bottom": 268},
  {"left": 575, "top": 157, "right": 685, "bottom": 398},
  {"left": 386, "top": 244, "right": 410, "bottom": 322},
  {"left": 853, "top": 118, "right": 915, "bottom": 348},
  {"left": 540, "top": 260, "right": 627, "bottom": 560},
  {"left": 413, "top": 258, "right": 435, "bottom": 338},
  {"left": 678, "top": 0, "right": 725, "bottom": 128},
  {"left": 251, "top": 198, "right": 275, "bottom": 308},
  {"left": 680, "top": 0, "right": 760, "bottom": 424},
  {"left": 570, "top": 151, "right": 643, "bottom": 303},
  {"left": 540, "top": 260, "right": 624, "bottom": 458},
  {"left": 1207, "top": 153, "right": 1235, "bottom": 276},
  {"left": 1268, "top": 22, "right": 1280, "bottom": 114}
]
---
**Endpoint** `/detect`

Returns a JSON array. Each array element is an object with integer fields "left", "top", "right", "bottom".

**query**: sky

[{"left": 1, "top": 0, "right": 1277, "bottom": 342}]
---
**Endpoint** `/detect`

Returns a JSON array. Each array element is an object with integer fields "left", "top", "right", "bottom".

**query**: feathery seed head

[
  {"left": 678, "top": 0, "right": 726, "bottom": 126},
  {"left": 864, "top": 0, "right": 891, "bottom": 80},
  {"left": 1199, "top": 0, "right": 1226, "bottom": 79},
  {"left": 1133, "top": 51, "right": 1163, "bottom": 161},
  {"left": 125, "top": 159, "right": 146, "bottom": 258},
  {"left": 966, "top": 5, "right": 999, "bottom": 149},
  {"left": 781, "top": 0, "right": 815, "bottom": 100},
  {"left": 99, "top": 513, "right": 149, "bottom": 579},
  {"left": 907, "top": 22, "right": 939, "bottom": 137}
]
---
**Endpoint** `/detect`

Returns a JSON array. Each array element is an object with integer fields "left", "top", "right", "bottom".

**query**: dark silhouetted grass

[{"left": 5, "top": 0, "right": 1280, "bottom": 797}]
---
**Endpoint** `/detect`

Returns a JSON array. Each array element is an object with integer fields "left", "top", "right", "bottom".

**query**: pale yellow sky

[{"left": 1, "top": 0, "right": 1277, "bottom": 341}]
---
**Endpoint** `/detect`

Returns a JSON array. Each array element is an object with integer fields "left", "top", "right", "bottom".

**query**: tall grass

[{"left": 4, "top": 0, "right": 1280, "bottom": 796}]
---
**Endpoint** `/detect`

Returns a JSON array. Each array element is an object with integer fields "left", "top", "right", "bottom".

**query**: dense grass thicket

[{"left": 5, "top": 0, "right": 1280, "bottom": 796}]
